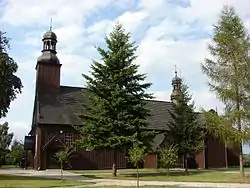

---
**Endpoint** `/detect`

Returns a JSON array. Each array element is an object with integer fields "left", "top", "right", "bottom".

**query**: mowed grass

[
  {"left": 0, "top": 174, "right": 88, "bottom": 188},
  {"left": 0, "top": 165, "right": 21, "bottom": 169},
  {"left": 69, "top": 168, "right": 250, "bottom": 183},
  {"left": 83, "top": 187, "right": 193, "bottom": 188}
]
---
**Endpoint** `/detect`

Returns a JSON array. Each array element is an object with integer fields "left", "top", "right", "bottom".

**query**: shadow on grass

[
  {"left": 81, "top": 170, "right": 208, "bottom": 179},
  {"left": 0, "top": 175, "right": 52, "bottom": 181}
]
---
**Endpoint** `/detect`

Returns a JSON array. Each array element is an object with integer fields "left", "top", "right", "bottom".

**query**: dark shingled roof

[
  {"left": 38, "top": 86, "right": 175, "bottom": 131},
  {"left": 34, "top": 85, "right": 178, "bottom": 151}
]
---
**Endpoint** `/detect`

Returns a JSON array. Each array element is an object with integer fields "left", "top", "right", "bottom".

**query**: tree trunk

[
  {"left": 112, "top": 150, "right": 117, "bottom": 177},
  {"left": 236, "top": 102, "right": 245, "bottom": 177},
  {"left": 225, "top": 143, "right": 228, "bottom": 169},
  {"left": 166, "top": 168, "right": 169, "bottom": 176},
  {"left": 239, "top": 140, "right": 245, "bottom": 177},
  {"left": 60, "top": 161, "right": 63, "bottom": 180},
  {"left": 136, "top": 163, "right": 139, "bottom": 188},
  {"left": 184, "top": 155, "right": 188, "bottom": 175},
  {"left": 235, "top": 82, "right": 245, "bottom": 177}
]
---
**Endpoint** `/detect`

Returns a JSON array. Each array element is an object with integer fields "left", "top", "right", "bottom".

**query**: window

[{"left": 65, "top": 133, "right": 73, "bottom": 146}]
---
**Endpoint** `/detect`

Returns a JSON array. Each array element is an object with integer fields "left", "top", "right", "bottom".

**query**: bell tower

[
  {"left": 170, "top": 69, "right": 182, "bottom": 104},
  {"left": 36, "top": 27, "right": 61, "bottom": 93}
]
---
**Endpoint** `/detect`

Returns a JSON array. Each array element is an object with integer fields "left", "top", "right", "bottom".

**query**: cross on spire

[
  {"left": 174, "top": 64, "right": 177, "bottom": 77},
  {"left": 49, "top": 18, "right": 53, "bottom": 31}
]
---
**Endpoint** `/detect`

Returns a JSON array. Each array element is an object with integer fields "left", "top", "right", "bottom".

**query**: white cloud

[
  {"left": 1, "top": 0, "right": 114, "bottom": 27},
  {"left": 153, "top": 88, "right": 224, "bottom": 114},
  {"left": 138, "top": 0, "right": 167, "bottom": 11},
  {"left": 116, "top": 11, "right": 149, "bottom": 32},
  {"left": 7, "top": 85, "right": 33, "bottom": 111}
]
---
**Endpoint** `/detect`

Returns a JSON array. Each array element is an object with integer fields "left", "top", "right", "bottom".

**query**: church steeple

[
  {"left": 37, "top": 27, "right": 59, "bottom": 64},
  {"left": 36, "top": 27, "right": 61, "bottom": 93},
  {"left": 170, "top": 67, "right": 182, "bottom": 104}
]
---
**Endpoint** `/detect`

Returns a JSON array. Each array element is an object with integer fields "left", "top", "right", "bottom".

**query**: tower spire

[
  {"left": 49, "top": 18, "right": 53, "bottom": 31},
  {"left": 170, "top": 66, "right": 182, "bottom": 104},
  {"left": 174, "top": 64, "right": 177, "bottom": 77}
]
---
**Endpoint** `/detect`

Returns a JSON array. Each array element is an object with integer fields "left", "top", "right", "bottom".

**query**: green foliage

[
  {"left": 158, "top": 145, "right": 178, "bottom": 171},
  {"left": 0, "top": 122, "right": 13, "bottom": 166},
  {"left": 201, "top": 5, "right": 250, "bottom": 128},
  {"left": 6, "top": 140, "right": 25, "bottom": 166},
  {"left": 78, "top": 23, "right": 157, "bottom": 151},
  {"left": 202, "top": 109, "right": 244, "bottom": 147},
  {"left": 0, "top": 31, "right": 23, "bottom": 118},
  {"left": 128, "top": 143, "right": 147, "bottom": 167},
  {"left": 201, "top": 5, "right": 250, "bottom": 176},
  {"left": 128, "top": 142, "right": 147, "bottom": 188},
  {"left": 54, "top": 147, "right": 73, "bottom": 168},
  {"left": 55, "top": 147, "right": 74, "bottom": 180},
  {"left": 167, "top": 82, "right": 205, "bottom": 158}
]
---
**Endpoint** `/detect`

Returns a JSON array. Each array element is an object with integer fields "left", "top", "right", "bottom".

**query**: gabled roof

[{"left": 36, "top": 86, "right": 175, "bottom": 131}]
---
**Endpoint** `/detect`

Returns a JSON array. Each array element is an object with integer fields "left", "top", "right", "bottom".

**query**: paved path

[
  {"left": 0, "top": 169, "right": 90, "bottom": 181},
  {"left": 1, "top": 169, "right": 250, "bottom": 187},
  {"left": 81, "top": 179, "right": 250, "bottom": 188}
]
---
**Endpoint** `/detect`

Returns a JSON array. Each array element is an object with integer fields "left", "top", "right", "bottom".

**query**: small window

[{"left": 65, "top": 133, "right": 73, "bottom": 146}]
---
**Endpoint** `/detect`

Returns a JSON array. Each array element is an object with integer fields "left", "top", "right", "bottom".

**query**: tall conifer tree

[
  {"left": 201, "top": 6, "right": 250, "bottom": 176},
  {"left": 167, "top": 82, "right": 204, "bottom": 174},
  {"left": 78, "top": 23, "right": 156, "bottom": 176}
]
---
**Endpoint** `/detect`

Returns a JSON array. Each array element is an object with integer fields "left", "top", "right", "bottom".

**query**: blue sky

[{"left": 0, "top": 0, "right": 250, "bottom": 153}]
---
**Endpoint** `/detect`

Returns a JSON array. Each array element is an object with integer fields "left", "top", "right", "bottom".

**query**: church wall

[
  {"left": 195, "top": 151, "right": 205, "bottom": 169},
  {"left": 69, "top": 148, "right": 127, "bottom": 170},
  {"left": 39, "top": 124, "right": 127, "bottom": 170},
  {"left": 205, "top": 135, "right": 227, "bottom": 168},
  {"left": 144, "top": 153, "right": 158, "bottom": 168},
  {"left": 227, "top": 146, "right": 240, "bottom": 167}
]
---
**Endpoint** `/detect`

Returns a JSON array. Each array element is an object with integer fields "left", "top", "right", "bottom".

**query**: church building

[{"left": 24, "top": 29, "right": 240, "bottom": 170}]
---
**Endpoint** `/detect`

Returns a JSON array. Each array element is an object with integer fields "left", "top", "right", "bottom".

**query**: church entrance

[
  {"left": 46, "top": 147, "right": 61, "bottom": 169},
  {"left": 43, "top": 135, "right": 65, "bottom": 169}
]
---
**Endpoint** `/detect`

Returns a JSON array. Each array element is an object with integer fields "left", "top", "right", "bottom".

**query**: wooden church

[{"left": 24, "top": 29, "right": 240, "bottom": 170}]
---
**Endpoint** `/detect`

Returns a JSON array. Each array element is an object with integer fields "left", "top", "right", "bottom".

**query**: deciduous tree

[
  {"left": 158, "top": 144, "right": 178, "bottom": 175},
  {"left": 7, "top": 139, "right": 25, "bottom": 167},
  {"left": 0, "top": 31, "right": 23, "bottom": 118},
  {"left": 128, "top": 143, "right": 147, "bottom": 188},
  {"left": 0, "top": 122, "right": 13, "bottom": 166},
  {"left": 201, "top": 5, "right": 250, "bottom": 177},
  {"left": 55, "top": 147, "right": 73, "bottom": 180}
]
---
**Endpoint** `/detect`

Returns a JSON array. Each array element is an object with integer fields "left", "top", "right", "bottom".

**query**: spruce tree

[
  {"left": 167, "top": 82, "right": 204, "bottom": 174},
  {"left": 201, "top": 5, "right": 250, "bottom": 177},
  {"left": 78, "top": 23, "right": 156, "bottom": 176}
]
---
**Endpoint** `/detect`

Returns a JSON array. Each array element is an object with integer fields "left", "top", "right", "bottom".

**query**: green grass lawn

[
  {"left": 69, "top": 167, "right": 250, "bottom": 174},
  {"left": 69, "top": 168, "right": 250, "bottom": 183},
  {"left": 0, "top": 174, "right": 88, "bottom": 188},
  {"left": 0, "top": 165, "right": 21, "bottom": 169},
  {"left": 83, "top": 187, "right": 194, "bottom": 188}
]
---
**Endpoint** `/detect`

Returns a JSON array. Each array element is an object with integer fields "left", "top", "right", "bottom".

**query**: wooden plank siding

[{"left": 68, "top": 148, "right": 127, "bottom": 170}]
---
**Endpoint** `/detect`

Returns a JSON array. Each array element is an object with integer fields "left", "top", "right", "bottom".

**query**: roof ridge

[
  {"left": 60, "top": 85, "right": 173, "bottom": 104},
  {"left": 146, "top": 99, "right": 172, "bottom": 104},
  {"left": 60, "top": 85, "right": 86, "bottom": 89}
]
